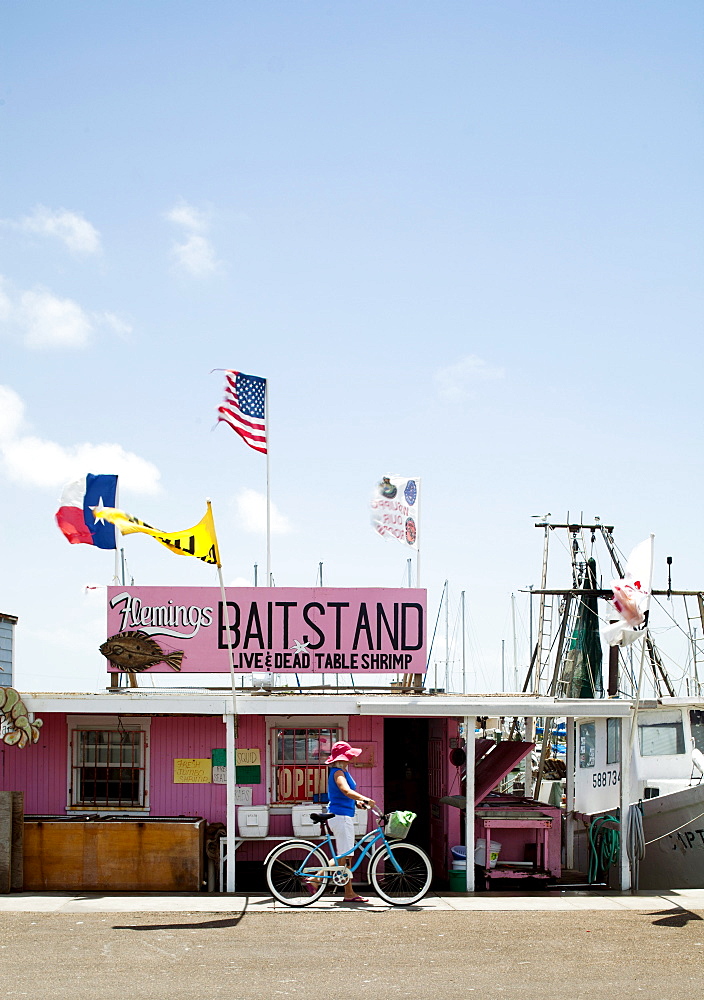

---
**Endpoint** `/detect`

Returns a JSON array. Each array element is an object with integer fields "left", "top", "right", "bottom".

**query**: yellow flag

[{"left": 93, "top": 502, "right": 221, "bottom": 566}]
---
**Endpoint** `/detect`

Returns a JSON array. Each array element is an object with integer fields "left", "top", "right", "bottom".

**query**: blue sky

[{"left": 0, "top": 1, "right": 702, "bottom": 693}]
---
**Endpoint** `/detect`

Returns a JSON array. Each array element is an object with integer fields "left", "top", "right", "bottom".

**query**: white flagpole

[
  {"left": 265, "top": 380, "right": 271, "bottom": 585},
  {"left": 218, "top": 558, "right": 239, "bottom": 894},
  {"left": 415, "top": 477, "right": 421, "bottom": 586},
  {"left": 207, "top": 499, "right": 239, "bottom": 892},
  {"left": 112, "top": 477, "right": 121, "bottom": 584}
]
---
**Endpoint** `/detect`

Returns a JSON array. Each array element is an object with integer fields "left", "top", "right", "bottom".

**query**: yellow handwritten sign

[
  {"left": 236, "top": 748, "right": 260, "bottom": 766},
  {"left": 173, "top": 758, "right": 212, "bottom": 784}
]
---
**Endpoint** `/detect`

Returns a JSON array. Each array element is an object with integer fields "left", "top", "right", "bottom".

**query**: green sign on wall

[{"left": 212, "top": 748, "right": 262, "bottom": 784}]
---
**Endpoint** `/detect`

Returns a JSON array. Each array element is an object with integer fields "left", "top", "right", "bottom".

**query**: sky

[{"left": 0, "top": 1, "right": 702, "bottom": 695}]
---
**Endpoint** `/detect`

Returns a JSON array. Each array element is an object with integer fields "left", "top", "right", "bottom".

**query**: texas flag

[{"left": 55, "top": 474, "right": 118, "bottom": 549}]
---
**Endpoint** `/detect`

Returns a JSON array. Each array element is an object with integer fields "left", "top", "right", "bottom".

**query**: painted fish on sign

[{"left": 99, "top": 631, "right": 184, "bottom": 672}]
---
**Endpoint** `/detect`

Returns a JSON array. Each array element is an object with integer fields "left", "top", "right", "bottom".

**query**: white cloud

[
  {"left": 0, "top": 385, "right": 161, "bottom": 494},
  {"left": 228, "top": 576, "right": 256, "bottom": 587},
  {"left": 165, "top": 202, "right": 208, "bottom": 232},
  {"left": 172, "top": 234, "right": 220, "bottom": 277},
  {"left": 101, "top": 312, "right": 133, "bottom": 338},
  {"left": 165, "top": 200, "right": 221, "bottom": 277},
  {"left": 236, "top": 488, "right": 291, "bottom": 535},
  {"left": 0, "top": 280, "right": 12, "bottom": 323},
  {"left": 0, "top": 277, "right": 131, "bottom": 350},
  {"left": 17, "top": 205, "right": 101, "bottom": 255},
  {"left": 19, "top": 288, "right": 94, "bottom": 348},
  {"left": 0, "top": 385, "right": 24, "bottom": 440},
  {"left": 434, "top": 354, "right": 505, "bottom": 401}
]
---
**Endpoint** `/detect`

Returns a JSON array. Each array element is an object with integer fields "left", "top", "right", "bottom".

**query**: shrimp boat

[{"left": 523, "top": 519, "right": 704, "bottom": 889}]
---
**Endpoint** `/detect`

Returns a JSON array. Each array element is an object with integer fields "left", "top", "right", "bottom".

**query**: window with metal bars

[
  {"left": 71, "top": 729, "right": 146, "bottom": 808},
  {"left": 272, "top": 726, "right": 341, "bottom": 802}
]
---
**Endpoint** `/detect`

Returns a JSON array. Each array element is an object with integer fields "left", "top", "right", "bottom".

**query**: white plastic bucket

[
  {"left": 451, "top": 861, "right": 467, "bottom": 870},
  {"left": 474, "top": 840, "right": 501, "bottom": 868}
]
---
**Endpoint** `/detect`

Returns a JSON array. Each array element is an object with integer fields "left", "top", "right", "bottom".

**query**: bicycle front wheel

[
  {"left": 369, "top": 842, "right": 432, "bottom": 905},
  {"left": 266, "top": 841, "right": 329, "bottom": 907}
]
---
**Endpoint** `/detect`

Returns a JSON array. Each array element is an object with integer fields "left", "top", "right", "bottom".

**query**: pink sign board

[{"left": 105, "top": 587, "right": 427, "bottom": 674}]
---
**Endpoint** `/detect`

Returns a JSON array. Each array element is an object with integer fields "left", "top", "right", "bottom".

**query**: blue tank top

[{"left": 327, "top": 766, "right": 357, "bottom": 817}]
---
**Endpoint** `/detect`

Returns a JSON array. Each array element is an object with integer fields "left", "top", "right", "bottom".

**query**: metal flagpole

[
  {"left": 415, "top": 478, "right": 421, "bottom": 587},
  {"left": 445, "top": 579, "right": 449, "bottom": 693},
  {"left": 461, "top": 590, "right": 466, "bottom": 695},
  {"left": 112, "top": 478, "right": 122, "bottom": 585},
  {"left": 265, "top": 381, "right": 271, "bottom": 585},
  {"left": 207, "top": 499, "right": 239, "bottom": 893},
  {"left": 219, "top": 557, "right": 239, "bottom": 893},
  {"left": 511, "top": 593, "right": 518, "bottom": 691}
]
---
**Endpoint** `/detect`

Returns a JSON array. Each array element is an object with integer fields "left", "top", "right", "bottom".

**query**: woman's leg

[{"left": 330, "top": 815, "right": 361, "bottom": 900}]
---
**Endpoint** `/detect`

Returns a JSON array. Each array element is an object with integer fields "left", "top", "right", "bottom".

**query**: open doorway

[{"left": 383, "top": 718, "right": 431, "bottom": 855}]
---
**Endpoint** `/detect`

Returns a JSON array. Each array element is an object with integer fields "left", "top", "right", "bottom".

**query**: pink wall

[
  {"left": 445, "top": 719, "right": 462, "bottom": 855},
  {"left": 348, "top": 715, "right": 385, "bottom": 810},
  {"left": 1, "top": 711, "right": 411, "bottom": 870},
  {"left": 149, "top": 715, "right": 227, "bottom": 822},
  {"left": 0, "top": 713, "right": 67, "bottom": 814}
]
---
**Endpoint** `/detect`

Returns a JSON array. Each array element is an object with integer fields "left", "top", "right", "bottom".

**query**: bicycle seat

[{"left": 309, "top": 812, "right": 336, "bottom": 824}]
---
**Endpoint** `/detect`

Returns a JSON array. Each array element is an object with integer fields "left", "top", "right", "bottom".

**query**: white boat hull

[{"left": 639, "top": 783, "right": 704, "bottom": 889}]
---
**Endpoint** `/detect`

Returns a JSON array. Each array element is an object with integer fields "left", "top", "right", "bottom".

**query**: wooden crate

[{"left": 24, "top": 817, "right": 205, "bottom": 892}]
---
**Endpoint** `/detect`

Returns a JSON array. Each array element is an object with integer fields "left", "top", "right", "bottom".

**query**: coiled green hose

[{"left": 588, "top": 814, "right": 620, "bottom": 884}]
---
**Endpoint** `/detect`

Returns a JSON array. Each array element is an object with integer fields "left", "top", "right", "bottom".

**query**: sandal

[{"left": 343, "top": 895, "right": 369, "bottom": 903}]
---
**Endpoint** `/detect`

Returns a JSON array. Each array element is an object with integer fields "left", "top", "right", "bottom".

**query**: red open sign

[{"left": 276, "top": 765, "right": 328, "bottom": 802}]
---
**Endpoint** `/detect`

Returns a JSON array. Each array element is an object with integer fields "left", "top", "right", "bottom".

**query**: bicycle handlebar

[{"left": 356, "top": 803, "right": 388, "bottom": 825}]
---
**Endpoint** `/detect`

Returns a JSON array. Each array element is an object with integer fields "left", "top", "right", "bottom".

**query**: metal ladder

[{"left": 683, "top": 593, "right": 704, "bottom": 697}]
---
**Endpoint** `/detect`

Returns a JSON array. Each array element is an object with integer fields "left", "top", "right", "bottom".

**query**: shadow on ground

[
  {"left": 648, "top": 907, "right": 703, "bottom": 928},
  {"left": 112, "top": 897, "right": 249, "bottom": 931}
]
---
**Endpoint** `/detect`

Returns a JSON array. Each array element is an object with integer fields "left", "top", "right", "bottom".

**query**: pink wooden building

[
  {"left": 0, "top": 686, "right": 592, "bottom": 893},
  {"left": 0, "top": 690, "right": 471, "bottom": 891},
  {"left": 2, "top": 584, "right": 611, "bottom": 892}
]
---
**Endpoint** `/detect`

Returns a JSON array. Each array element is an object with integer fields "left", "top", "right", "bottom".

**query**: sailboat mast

[{"left": 511, "top": 593, "right": 518, "bottom": 691}]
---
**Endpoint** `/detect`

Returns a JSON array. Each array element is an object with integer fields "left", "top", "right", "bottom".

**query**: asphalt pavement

[{"left": 1, "top": 892, "right": 703, "bottom": 999}]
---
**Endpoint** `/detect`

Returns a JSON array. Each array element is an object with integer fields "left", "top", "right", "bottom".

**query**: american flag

[{"left": 217, "top": 370, "right": 267, "bottom": 454}]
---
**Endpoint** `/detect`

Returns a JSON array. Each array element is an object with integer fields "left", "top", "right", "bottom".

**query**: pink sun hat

[{"left": 325, "top": 740, "right": 363, "bottom": 764}]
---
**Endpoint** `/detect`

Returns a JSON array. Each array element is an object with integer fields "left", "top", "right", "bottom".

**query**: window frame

[
  {"left": 606, "top": 718, "right": 621, "bottom": 765},
  {"left": 265, "top": 715, "right": 346, "bottom": 807},
  {"left": 637, "top": 711, "right": 686, "bottom": 757},
  {"left": 66, "top": 715, "right": 151, "bottom": 814},
  {"left": 690, "top": 710, "right": 704, "bottom": 753},
  {"left": 579, "top": 722, "right": 596, "bottom": 769}
]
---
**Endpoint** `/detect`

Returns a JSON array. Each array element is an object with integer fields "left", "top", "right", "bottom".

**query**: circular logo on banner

[
  {"left": 405, "top": 517, "right": 417, "bottom": 546},
  {"left": 404, "top": 480, "right": 417, "bottom": 506}
]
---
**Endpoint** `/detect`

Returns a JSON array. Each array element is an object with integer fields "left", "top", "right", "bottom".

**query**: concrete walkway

[{"left": 1, "top": 888, "right": 703, "bottom": 912}]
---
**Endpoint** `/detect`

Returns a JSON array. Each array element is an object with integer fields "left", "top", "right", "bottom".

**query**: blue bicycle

[{"left": 265, "top": 808, "right": 432, "bottom": 907}]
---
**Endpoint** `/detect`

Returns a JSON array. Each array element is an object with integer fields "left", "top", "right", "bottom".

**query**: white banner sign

[{"left": 370, "top": 476, "right": 419, "bottom": 549}]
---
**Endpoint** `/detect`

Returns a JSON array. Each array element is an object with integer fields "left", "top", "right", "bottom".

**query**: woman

[{"left": 325, "top": 740, "right": 376, "bottom": 903}]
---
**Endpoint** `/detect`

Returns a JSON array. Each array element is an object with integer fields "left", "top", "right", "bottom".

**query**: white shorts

[{"left": 328, "top": 813, "right": 355, "bottom": 859}]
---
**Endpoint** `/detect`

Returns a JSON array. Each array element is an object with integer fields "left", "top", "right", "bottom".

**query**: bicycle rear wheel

[
  {"left": 369, "top": 842, "right": 432, "bottom": 905},
  {"left": 266, "top": 841, "right": 329, "bottom": 907}
]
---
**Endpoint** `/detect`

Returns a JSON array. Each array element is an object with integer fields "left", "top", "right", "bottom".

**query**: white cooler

[
  {"left": 237, "top": 805, "right": 269, "bottom": 838},
  {"left": 353, "top": 806, "right": 369, "bottom": 836},
  {"left": 292, "top": 804, "right": 320, "bottom": 838}
]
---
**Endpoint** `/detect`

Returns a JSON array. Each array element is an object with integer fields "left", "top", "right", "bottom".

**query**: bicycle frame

[{"left": 294, "top": 815, "right": 404, "bottom": 882}]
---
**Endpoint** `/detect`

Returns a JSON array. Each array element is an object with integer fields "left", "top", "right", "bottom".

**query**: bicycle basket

[{"left": 385, "top": 810, "right": 416, "bottom": 840}]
